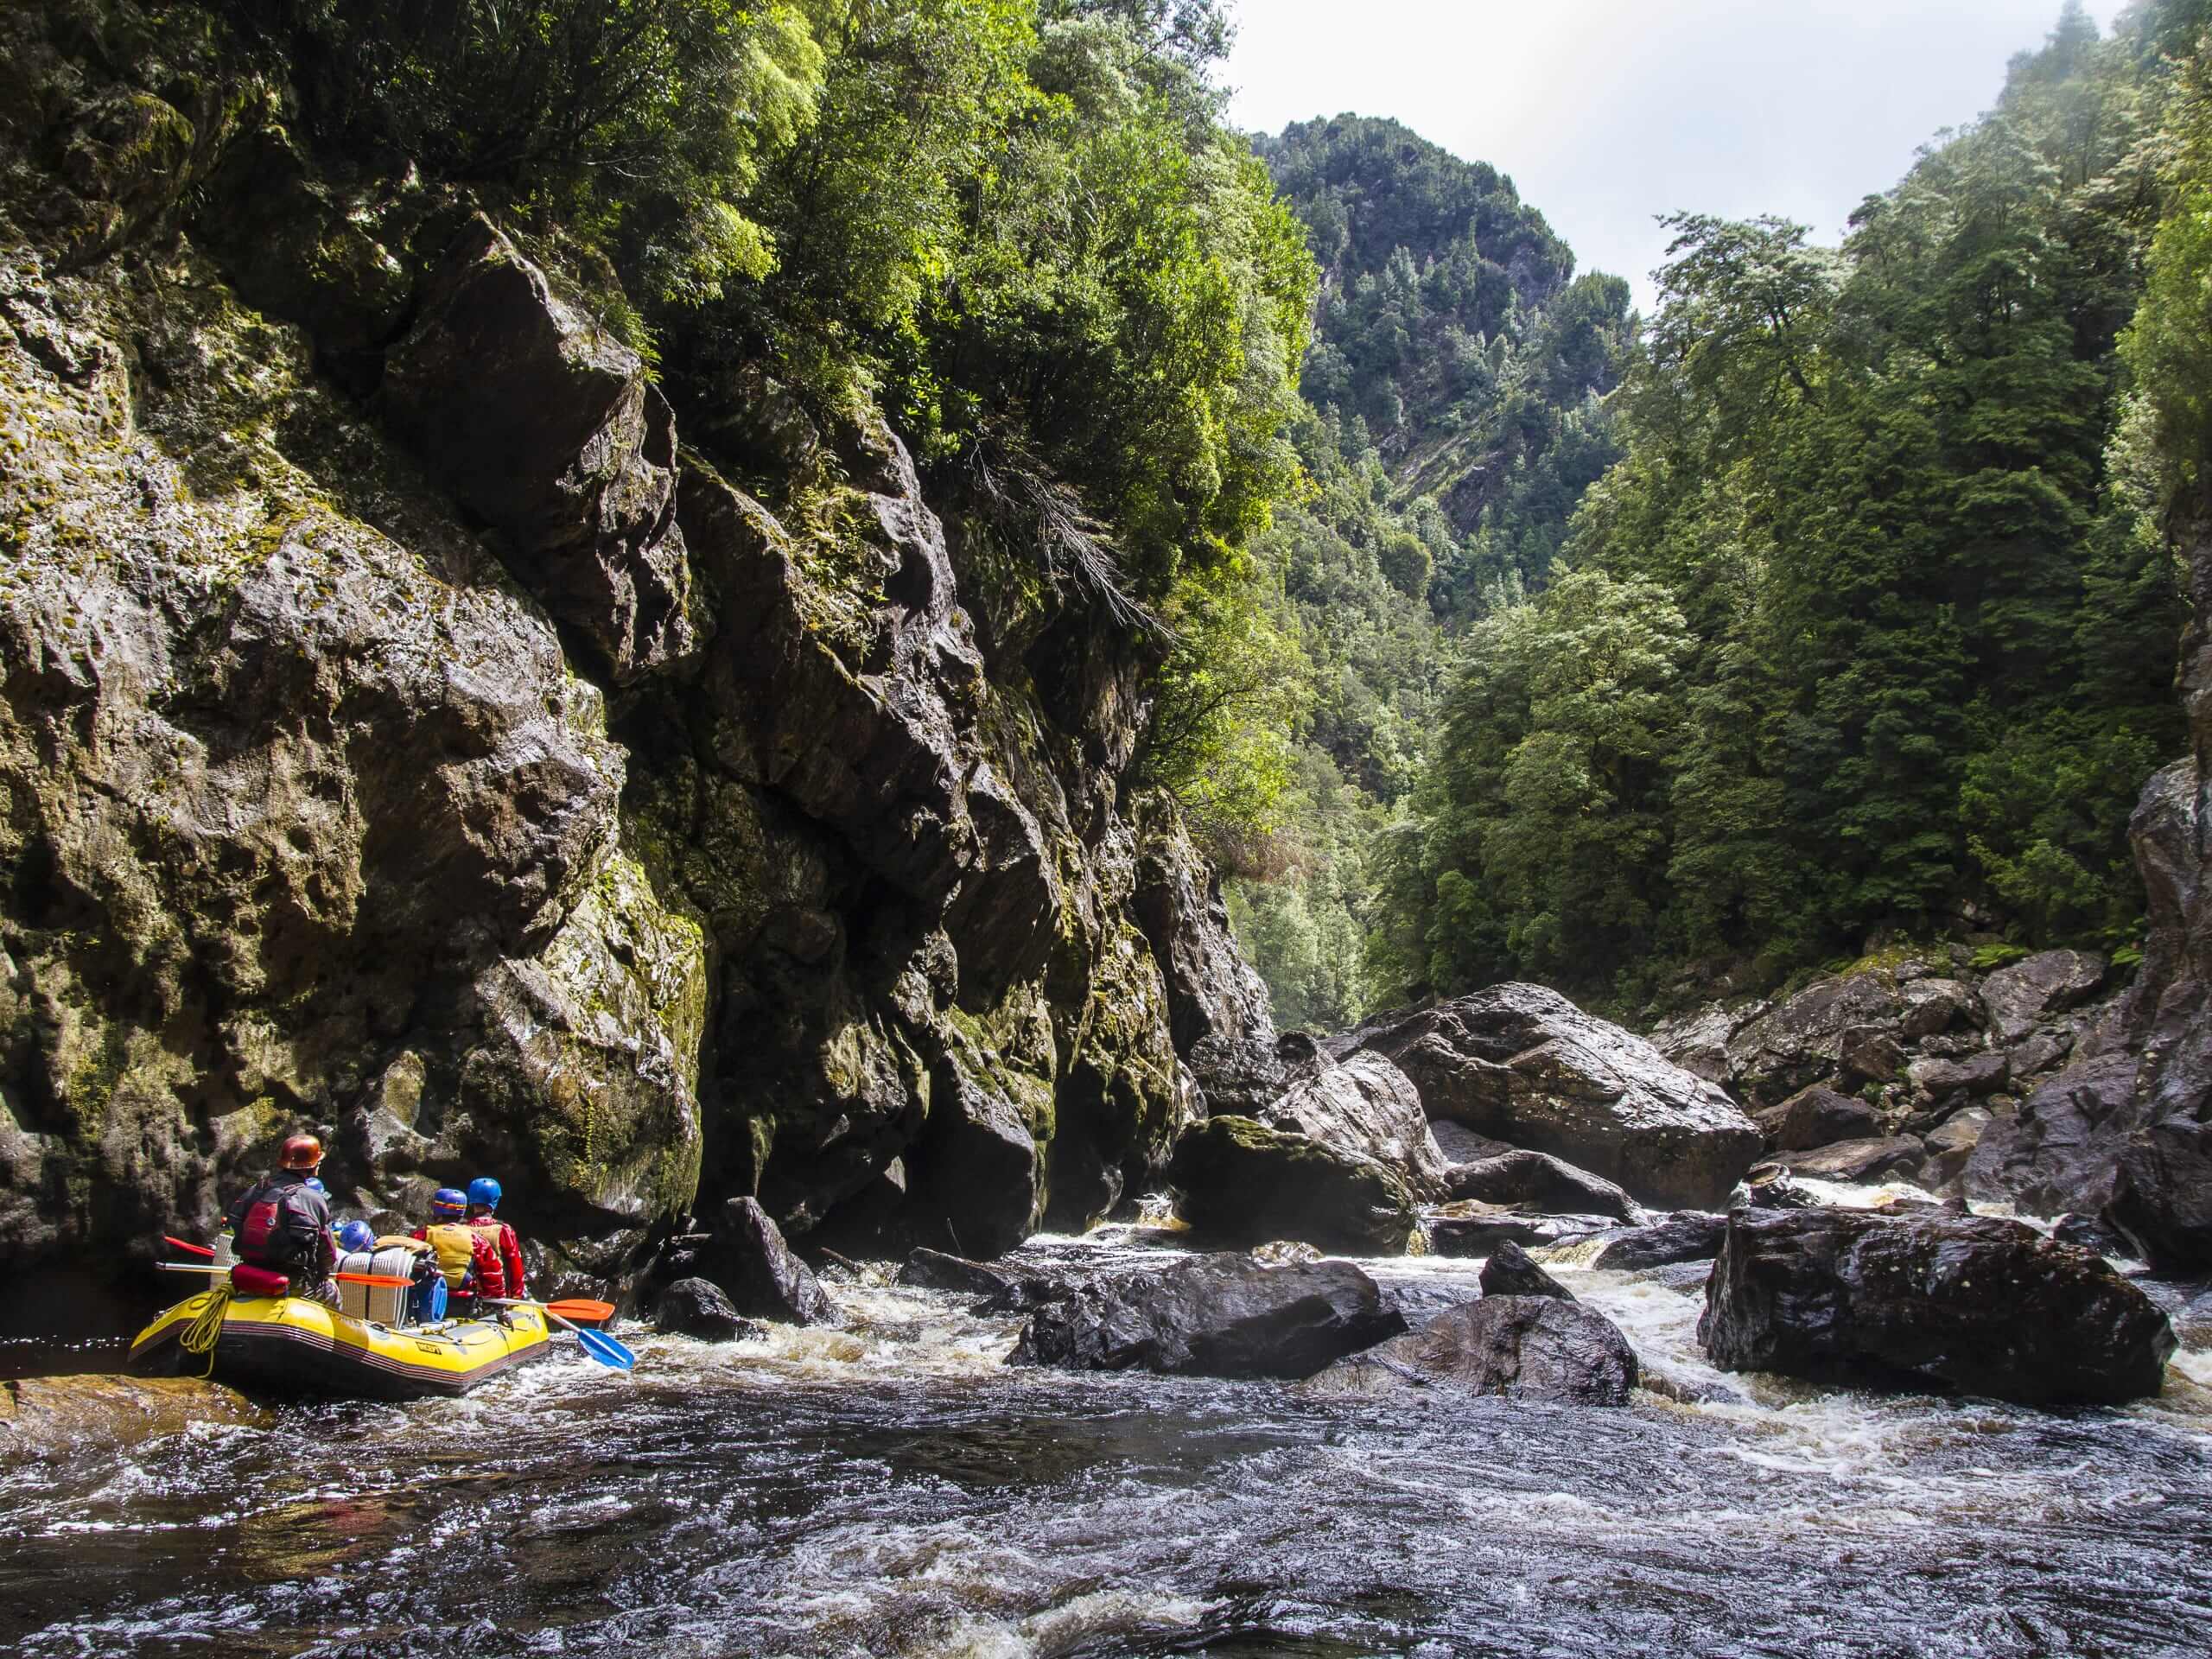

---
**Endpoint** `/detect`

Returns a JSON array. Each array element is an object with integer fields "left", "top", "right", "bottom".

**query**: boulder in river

[
  {"left": 1009, "top": 1254, "right": 1406, "bottom": 1379},
  {"left": 1980, "top": 950, "right": 2107, "bottom": 1043},
  {"left": 694, "top": 1198, "right": 842, "bottom": 1326},
  {"left": 1426, "top": 1205, "right": 1616, "bottom": 1258},
  {"left": 1441, "top": 1148, "right": 1640, "bottom": 1221},
  {"left": 1479, "top": 1241, "right": 1574, "bottom": 1300},
  {"left": 1697, "top": 1208, "right": 2177, "bottom": 1405},
  {"left": 1168, "top": 1116, "right": 1419, "bottom": 1255},
  {"left": 1752, "top": 1084, "right": 1881, "bottom": 1152},
  {"left": 1253, "top": 1052, "right": 1447, "bottom": 1198},
  {"left": 1307, "top": 1297, "right": 1637, "bottom": 1406},
  {"left": 1581, "top": 1212, "right": 1729, "bottom": 1270},
  {"left": 655, "top": 1278, "right": 764, "bottom": 1342},
  {"left": 1777, "top": 1135, "right": 1927, "bottom": 1184},
  {"left": 1335, "top": 983, "right": 1761, "bottom": 1209}
]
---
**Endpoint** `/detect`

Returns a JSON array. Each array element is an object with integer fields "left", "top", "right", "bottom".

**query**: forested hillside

[{"left": 1267, "top": 0, "right": 2212, "bottom": 1020}]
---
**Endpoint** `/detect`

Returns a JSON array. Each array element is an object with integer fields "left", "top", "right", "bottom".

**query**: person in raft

[
  {"left": 413, "top": 1187, "right": 501, "bottom": 1309},
  {"left": 226, "top": 1133, "right": 340, "bottom": 1306},
  {"left": 464, "top": 1177, "right": 527, "bottom": 1303}
]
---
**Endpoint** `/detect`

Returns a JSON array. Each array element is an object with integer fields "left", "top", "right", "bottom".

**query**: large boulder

[
  {"left": 1253, "top": 1052, "right": 1446, "bottom": 1198},
  {"left": 1581, "top": 1212, "right": 1728, "bottom": 1270},
  {"left": 1168, "top": 1116, "right": 1418, "bottom": 1255},
  {"left": 1427, "top": 1205, "right": 1616, "bottom": 1258},
  {"left": 1697, "top": 1208, "right": 2177, "bottom": 1405},
  {"left": 1440, "top": 1149, "right": 1640, "bottom": 1221},
  {"left": 1777, "top": 1135, "right": 1926, "bottom": 1184},
  {"left": 1009, "top": 1254, "right": 1405, "bottom": 1379},
  {"left": 654, "top": 1277, "right": 761, "bottom": 1342},
  {"left": 1478, "top": 1241, "right": 1574, "bottom": 1300},
  {"left": 1337, "top": 984, "right": 1761, "bottom": 1209},
  {"left": 1752, "top": 1084, "right": 1880, "bottom": 1152},
  {"left": 680, "top": 1198, "right": 841, "bottom": 1326},
  {"left": 2108, "top": 1118, "right": 2212, "bottom": 1269},
  {"left": 1307, "top": 1297, "right": 1638, "bottom": 1406},
  {"left": 1980, "top": 950, "right": 2107, "bottom": 1043},
  {"left": 1962, "top": 1052, "right": 2142, "bottom": 1216},
  {"left": 1726, "top": 974, "right": 1905, "bottom": 1103}
]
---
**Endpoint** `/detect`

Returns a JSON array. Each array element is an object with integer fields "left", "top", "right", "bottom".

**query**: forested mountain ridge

[{"left": 1362, "top": 1, "right": 2202, "bottom": 1015}]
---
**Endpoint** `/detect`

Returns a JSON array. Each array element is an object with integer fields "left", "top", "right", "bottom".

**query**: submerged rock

[
  {"left": 1167, "top": 1116, "right": 1418, "bottom": 1255},
  {"left": 1307, "top": 1297, "right": 1637, "bottom": 1406},
  {"left": 1479, "top": 1241, "right": 1574, "bottom": 1301},
  {"left": 1009, "top": 1254, "right": 1405, "bottom": 1379},
  {"left": 1338, "top": 983, "right": 1761, "bottom": 1209},
  {"left": 1427, "top": 1206, "right": 1617, "bottom": 1258},
  {"left": 1697, "top": 1208, "right": 2177, "bottom": 1405},
  {"left": 1, "top": 1376, "right": 270, "bottom": 1455}
]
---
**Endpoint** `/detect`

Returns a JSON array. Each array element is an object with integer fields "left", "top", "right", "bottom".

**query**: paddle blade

[
  {"left": 573, "top": 1325, "right": 635, "bottom": 1370},
  {"left": 544, "top": 1298, "right": 616, "bottom": 1324},
  {"left": 334, "top": 1271, "right": 416, "bottom": 1288},
  {"left": 165, "top": 1236, "right": 215, "bottom": 1258}
]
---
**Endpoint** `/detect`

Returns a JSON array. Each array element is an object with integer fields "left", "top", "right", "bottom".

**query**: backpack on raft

[{"left": 234, "top": 1181, "right": 321, "bottom": 1274}]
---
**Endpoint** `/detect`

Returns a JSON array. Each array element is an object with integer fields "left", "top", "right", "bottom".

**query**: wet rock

[
  {"left": 1698, "top": 1208, "right": 2177, "bottom": 1405},
  {"left": 2, "top": 1376, "right": 270, "bottom": 1456},
  {"left": 1009, "top": 1254, "right": 1405, "bottom": 1379},
  {"left": 1338, "top": 984, "right": 1761, "bottom": 1209},
  {"left": 1899, "top": 978, "right": 1981, "bottom": 1041},
  {"left": 1168, "top": 1117, "right": 1418, "bottom": 1255},
  {"left": 1479, "top": 1241, "right": 1574, "bottom": 1300},
  {"left": 1923, "top": 1108, "right": 1992, "bottom": 1186},
  {"left": 893, "top": 1247, "right": 1059, "bottom": 1312},
  {"left": 1727, "top": 975, "right": 1904, "bottom": 1104},
  {"left": 1639, "top": 1260, "right": 1720, "bottom": 1295},
  {"left": 1307, "top": 1297, "right": 1637, "bottom": 1406},
  {"left": 1129, "top": 802, "right": 1283, "bottom": 1116},
  {"left": 1778, "top": 1136, "right": 1926, "bottom": 1184},
  {"left": 1583, "top": 1212, "right": 1729, "bottom": 1270},
  {"left": 1839, "top": 1027, "right": 1907, "bottom": 1084},
  {"left": 654, "top": 1278, "right": 762, "bottom": 1342},
  {"left": 1730, "top": 1162, "right": 1821, "bottom": 1211},
  {"left": 382, "top": 216, "right": 693, "bottom": 683},
  {"left": 1907, "top": 1052, "right": 2008, "bottom": 1100},
  {"left": 2006, "top": 1029, "right": 2075, "bottom": 1080},
  {"left": 2109, "top": 1118, "right": 2212, "bottom": 1272},
  {"left": 1441, "top": 1150, "right": 1640, "bottom": 1222},
  {"left": 1429, "top": 1121, "right": 1516, "bottom": 1164},
  {"left": 1753, "top": 1085, "right": 1880, "bottom": 1153},
  {"left": 1427, "top": 1206, "right": 1618, "bottom": 1258},
  {"left": 1648, "top": 1001, "right": 1755, "bottom": 1084},
  {"left": 1980, "top": 951, "right": 2107, "bottom": 1043},
  {"left": 1255, "top": 1053, "right": 1446, "bottom": 1198},
  {"left": 2053, "top": 1212, "right": 2136, "bottom": 1261},
  {"left": 694, "top": 1198, "right": 842, "bottom": 1327},
  {"left": 1962, "top": 1053, "right": 2141, "bottom": 1217}
]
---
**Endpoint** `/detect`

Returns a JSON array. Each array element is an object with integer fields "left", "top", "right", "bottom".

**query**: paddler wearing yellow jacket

[{"left": 412, "top": 1186, "right": 501, "bottom": 1308}]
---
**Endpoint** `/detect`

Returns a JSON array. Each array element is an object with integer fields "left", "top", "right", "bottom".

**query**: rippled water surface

[{"left": 6, "top": 1230, "right": 2212, "bottom": 1658}]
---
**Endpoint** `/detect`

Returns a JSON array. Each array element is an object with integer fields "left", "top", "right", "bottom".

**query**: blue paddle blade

[{"left": 574, "top": 1324, "right": 635, "bottom": 1370}]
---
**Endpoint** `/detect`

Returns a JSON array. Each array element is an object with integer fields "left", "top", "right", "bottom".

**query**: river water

[{"left": 6, "top": 1225, "right": 2212, "bottom": 1659}]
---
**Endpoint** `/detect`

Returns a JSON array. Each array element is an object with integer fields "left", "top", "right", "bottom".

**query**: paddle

[
  {"left": 486, "top": 1296, "right": 616, "bottom": 1324},
  {"left": 166, "top": 1236, "right": 215, "bottom": 1258},
  {"left": 482, "top": 1297, "right": 634, "bottom": 1370},
  {"left": 158, "top": 1265, "right": 416, "bottom": 1287}
]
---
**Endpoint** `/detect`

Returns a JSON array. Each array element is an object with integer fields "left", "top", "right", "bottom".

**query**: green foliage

[
  {"left": 1970, "top": 943, "right": 2033, "bottom": 973},
  {"left": 1374, "top": 4, "right": 2192, "bottom": 1004},
  {"left": 239, "top": 0, "right": 827, "bottom": 302}
]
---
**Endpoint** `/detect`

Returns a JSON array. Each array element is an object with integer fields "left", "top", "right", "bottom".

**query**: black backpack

[{"left": 235, "top": 1179, "right": 323, "bottom": 1271}]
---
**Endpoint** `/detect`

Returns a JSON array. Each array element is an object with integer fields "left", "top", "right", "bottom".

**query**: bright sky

[{"left": 1226, "top": 0, "right": 2133, "bottom": 312}]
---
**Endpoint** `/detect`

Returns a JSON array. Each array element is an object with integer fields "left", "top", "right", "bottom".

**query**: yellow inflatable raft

[{"left": 128, "top": 1289, "right": 553, "bottom": 1401}]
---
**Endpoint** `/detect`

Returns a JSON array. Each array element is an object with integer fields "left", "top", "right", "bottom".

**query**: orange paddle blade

[
  {"left": 334, "top": 1271, "right": 416, "bottom": 1288},
  {"left": 545, "top": 1298, "right": 615, "bottom": 1323}
]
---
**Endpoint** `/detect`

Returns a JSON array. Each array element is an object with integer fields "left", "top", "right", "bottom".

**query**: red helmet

[{"left": 280, "top": 1134, "right": 323, "bottom": 1170}]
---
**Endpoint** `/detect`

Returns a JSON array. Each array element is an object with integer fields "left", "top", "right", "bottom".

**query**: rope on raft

[{"left": 180, "top": 1285, "right": 232, "bottom": 1377}]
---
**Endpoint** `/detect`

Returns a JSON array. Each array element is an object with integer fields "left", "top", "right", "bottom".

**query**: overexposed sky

[{"left": 1227, "top": 0, "right": 2132, "bottom": 311}]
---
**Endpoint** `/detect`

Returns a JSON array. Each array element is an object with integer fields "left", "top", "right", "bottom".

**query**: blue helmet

[
  {"left": 467, "top": 1177, "right": 503, "bottom": 1212},
  {"left": 303, "top": 1177, "right": 327, "bottom": 1196},
  {"left": 336, "top": 1219, "right": 374, "bottom": 1253},
  {"left": 429, "top": 1186, "right": 468, "bottom": 1217}
]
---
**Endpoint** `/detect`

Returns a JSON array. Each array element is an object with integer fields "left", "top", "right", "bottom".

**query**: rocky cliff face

[{"left": 0, "top": 7, "right": 1261, "bottom": 1287}]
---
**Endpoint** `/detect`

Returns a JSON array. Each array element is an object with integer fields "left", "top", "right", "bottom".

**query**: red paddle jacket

[{"left": 467, "top": 1214, "right": 527, "bottom": 1300}]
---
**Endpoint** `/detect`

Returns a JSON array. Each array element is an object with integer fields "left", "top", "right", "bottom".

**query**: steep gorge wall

[{"left": 0, "top": 7, "right": 1278, "bottom": 1288}]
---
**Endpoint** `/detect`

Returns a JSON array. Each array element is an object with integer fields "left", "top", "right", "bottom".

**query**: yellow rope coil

[{"left": 180, "top": 1285, "right": 232, "bottom": 1376}]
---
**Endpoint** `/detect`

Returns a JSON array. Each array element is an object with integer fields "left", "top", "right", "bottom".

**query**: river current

[{"left": 5, "top": 1224, "right": 2212, "bottom": 1659}]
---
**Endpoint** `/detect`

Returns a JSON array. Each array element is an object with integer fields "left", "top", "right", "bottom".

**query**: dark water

[{"left": 6, "top": 1230, "right": 2212, "bottom": 1658}]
